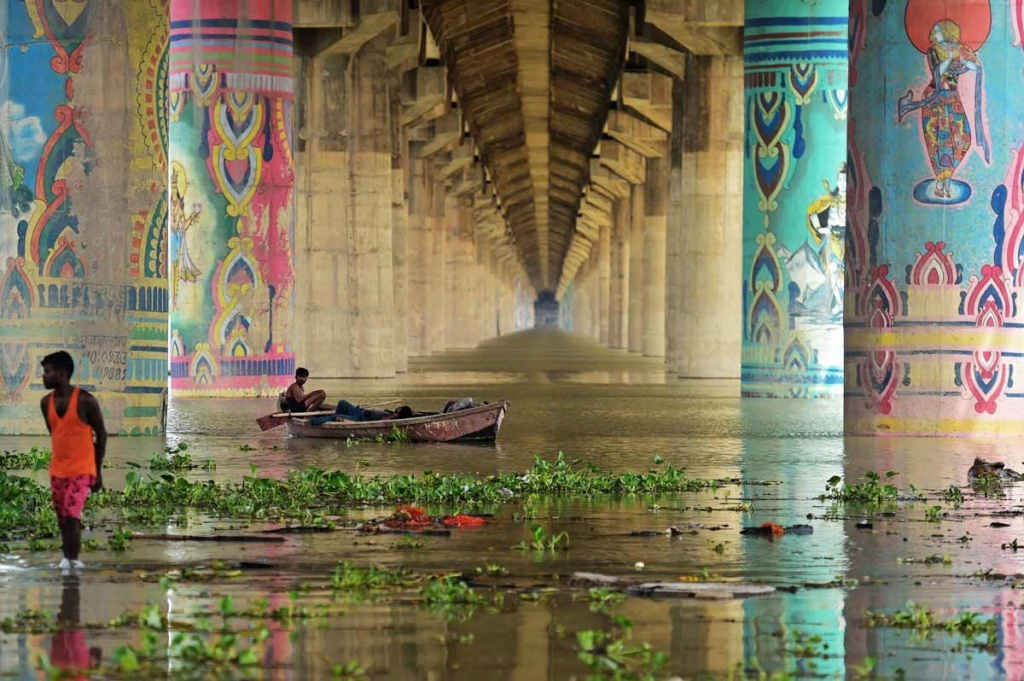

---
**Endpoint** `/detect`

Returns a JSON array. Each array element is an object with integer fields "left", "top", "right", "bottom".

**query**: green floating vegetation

[
  {"left": 1, "top": 452, "right": 773, "bottom": 540},
  {"left": 819, "top": 470, "right": 920, "bottom": 504},
  {"left": 863, "top": 602, "right": 998, "bottom": 652},
  {"left": 0, "top": 446, "right": 51, "bottom": 471}
]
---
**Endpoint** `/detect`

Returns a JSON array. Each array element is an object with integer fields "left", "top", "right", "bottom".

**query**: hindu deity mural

[
  {"left": 168, "top": 0, "right": 295, "bottom": 396},
  {"left": 0, "top": 0, "right": 169, "bottom": 435},
  {"left": 846, "top": 0, "right": 1024, "bottom": 436},
  {"left": 741, "top": 0, "right": 849, "bottom": 398}
]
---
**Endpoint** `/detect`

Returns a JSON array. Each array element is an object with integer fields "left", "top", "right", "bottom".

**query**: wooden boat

[{"left": 285, "top": 400, "right": 510, "bottom": 442}]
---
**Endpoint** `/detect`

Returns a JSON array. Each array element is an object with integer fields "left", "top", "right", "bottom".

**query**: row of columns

[
  {"left": 169, "top": 0, "right": 533, "bottom": 392},
  {"left": 567, "top": 56, "right": 743, "bottom": 381}
]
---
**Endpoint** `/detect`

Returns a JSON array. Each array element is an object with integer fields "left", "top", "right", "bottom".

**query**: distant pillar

[
  {"left": 391, "top": 96, "right": 409, "bottom": 372},
  {"left": 643, "top": 156, "right": 668, "bottom": 357},
  {"left": 741, "top": 0, "right": 848, "bottom": 396},
  {"left": 428, "top": 172, "right": 447, "bottom": 353},
  {"left": 609, "top": 198, "right": 631, "bottom": 348},
  {"left": 296, "top": 17, "right": 395, "bottom": 378},
  {"left": 534, "top": 290, "right": 559, "bottom": 327},
  {"left": 0, "top": 1, "right": 169, "bottom": 434},
  {"left": 446, "top": 194, "right": 479, "bottom": 348},
  {"left": 406, "top": 151, "right": 431, "bottom": 356},
  {"left": 672, "top": 56, "right": 744, "bottom": 378},
  {"left": 167, "top": 0, "right": 295, "bottom": 394},
  {"left": 598, "top": 222, "right": 612, "bottom": 344},
  {"left": 627, "top": 186, "right": 645, "bottom": 352},
  {"left": 846, "top": 3, "right": 1024, "bottom": 435}
]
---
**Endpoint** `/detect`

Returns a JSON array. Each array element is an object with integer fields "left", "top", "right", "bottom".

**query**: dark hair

[
  {"left": 41, "top": 351, "right": 75, "bottom": 378},
  {"left": 295, "top": 367, "right": 309, "bottom": 378},
  {"left": 396, "top": 406, "right": 414, "bottom": 419}
]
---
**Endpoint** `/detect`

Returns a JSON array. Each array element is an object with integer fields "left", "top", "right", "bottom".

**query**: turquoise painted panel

[{"left": 741, "top": 0, "right": 849, "bottom": 398}]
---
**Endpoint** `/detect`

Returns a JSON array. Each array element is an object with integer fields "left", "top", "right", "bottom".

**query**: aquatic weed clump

[
  {"left": 2, "top": 453, "right": 769, "bottom": 535},
  {"left": 0, "top": 472, "right": 58, "bottom": 541}
]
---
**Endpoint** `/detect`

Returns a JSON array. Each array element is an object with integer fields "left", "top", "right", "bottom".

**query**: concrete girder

[
  {"left": 419, "top": 129, "right": 463, "bottom": 158},
  {"left": 317, "top": 11, "right": 400, "bottom": 57},
  {"left": 294, "top": 0, "right": 355, "bottom": 28},
  {"left": 619, "top": 70, "right": 674, "bottom": 132},
  {"left": 643, "top": 0, "right": 743, "bottom": 57},
  {"left": 589, "top": 161, "right": 632, "bottom": 199},
  {"left": 603, "top": 106, "right": 669, "bottom": 157},
  {"left": 599, "top": 139, "right": 646, "bottom": 186},
  {"left": 628, "top": 38, "right": 686, "bottom": 80}
]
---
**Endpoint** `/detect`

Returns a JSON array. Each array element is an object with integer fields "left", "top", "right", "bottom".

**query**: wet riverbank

[{"left": 2, "top": 330, "right": 1024, "bottom": 679}]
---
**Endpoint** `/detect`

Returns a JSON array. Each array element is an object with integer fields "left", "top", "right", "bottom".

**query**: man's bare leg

[
  {"left": 60, "top": 517, "right": 82, "bottom": 561},
  {"left": 305, "top": 390, "right": 327, "bottom": 411}
]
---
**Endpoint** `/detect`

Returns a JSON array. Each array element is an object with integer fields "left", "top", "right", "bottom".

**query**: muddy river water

[{"left": 3, "top": 330, "right": 1024, "bottom": 679}]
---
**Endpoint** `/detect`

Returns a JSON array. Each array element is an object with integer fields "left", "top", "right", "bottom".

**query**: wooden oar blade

[{"left": 256, "top": 412, "right": 290, "bottom": 431}]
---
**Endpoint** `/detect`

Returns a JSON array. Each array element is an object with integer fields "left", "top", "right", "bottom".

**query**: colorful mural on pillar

[
  {"left": 0, "top": 0, "right": 170, "bottom": 435},
  {"left": 846, "top": 0, "right": 1024, "bottom": 436},
  {"left": 740, "top": 0, "right": 849, "bottom": 398},
  {"left": 168, "top": 0, "right": 295, "bottom": 396}
]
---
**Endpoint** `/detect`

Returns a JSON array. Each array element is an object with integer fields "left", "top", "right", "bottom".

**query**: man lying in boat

[
  {"left": 308, "top": 400, "right": 416, "bottom": 425},
  {"left": 283, "top": 367, "right": 327, "bottom": 413}
]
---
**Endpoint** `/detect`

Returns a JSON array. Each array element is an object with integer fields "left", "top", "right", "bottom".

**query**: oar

[{"left": 256, "top": 399, "right": 402, "bottom": 431}]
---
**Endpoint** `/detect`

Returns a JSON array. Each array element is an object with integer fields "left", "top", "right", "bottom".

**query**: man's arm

[
  {"left": 39, "top": 395, "right": 52, "bottom": 434},
  {"left": 82, "top": 393, "right": 107, "bottom": 491}
]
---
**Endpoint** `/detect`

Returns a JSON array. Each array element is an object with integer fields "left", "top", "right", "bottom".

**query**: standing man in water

[{"left": 39, "top": 351, "right": 106, "bottom": 570}]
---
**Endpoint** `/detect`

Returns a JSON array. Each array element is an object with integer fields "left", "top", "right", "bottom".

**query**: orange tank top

[{"left": 48, "top": 387, "right": 96, "bottom": 478}]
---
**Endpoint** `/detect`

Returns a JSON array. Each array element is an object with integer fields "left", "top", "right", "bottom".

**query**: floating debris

[{"left": 740, "top": 523, "right": 813, "bottom": 538}]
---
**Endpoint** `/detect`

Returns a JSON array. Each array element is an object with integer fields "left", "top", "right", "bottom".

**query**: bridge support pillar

[
  {"left": 627, "top": 186, "right": 645, "bottom": 353},
  {"left": 0, "top": 0, "right": 169, "bottom": 433},
  {"left": 643, "top": 156, "right": 668, "bottom": 358},
  {"left": 845, "top": 3, "right": 1024, "bottom": 435},
  {"left": 740, "top": 1, "right": 848, "bottom": 396},
  {"left": 670, "top": 56, "right": 744, "bottom": 379},
  {"left": 609, "top": 198, "right": 631, "bottom": 349}
]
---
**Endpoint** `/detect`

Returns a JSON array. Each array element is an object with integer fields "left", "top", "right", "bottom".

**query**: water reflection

[{"left": 48, "top": 575, "right": 100, "bottom": 676}]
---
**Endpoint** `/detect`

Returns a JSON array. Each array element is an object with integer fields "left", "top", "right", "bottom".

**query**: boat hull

[{"left": 285, "top": 400, "right": 509, "bottom": 442}]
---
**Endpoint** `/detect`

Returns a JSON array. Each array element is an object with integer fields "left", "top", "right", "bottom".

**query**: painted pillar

[
  {"left": 598, "top": 221, "right": 612, "bottom": 344},
  {"left": 0, "top": 0, "right": 169, "bottom": 435},
  {"left": 627, "top": 186, "right": 645, "bottom": 352},
  {"left": 846, "top": 2, "right": 1024, "bottom": 436},
  {"left": 643, "top": 155, "right": 668, "bottom": 357},
  {"left": 741, "top": 0, "right": 848, "bottom": 397},
  {"left": 168, "top": 0, "right": 295, "bottom": 394},
  {"left": 609, "top": 197, "right": 630, "bottom": 348},
  {"left": 673, "top": 56, "right": 744, "bottom": 378}
]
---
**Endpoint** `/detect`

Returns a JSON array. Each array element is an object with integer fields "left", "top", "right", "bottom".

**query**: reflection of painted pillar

[
  {"left": 670, "top": 57, "right": 744, "bottom": 378},
  {"left": 168, "top": 0, "right": 295, "bottom": 395},
  {"left": 741, "top": 0, "right": 848, "bottom": 398},
  {"left": 846, "top": 2, "right": 1024, "bottom": 436},
  {"left": 0, "top": 1, "right": 169, "bottom": 435},
  {"left": 609, "top": 198, "right": 630, "bottom": 348},
  {"left": 627, "top": 186, "right": 645, "bottom": 352},
  {"left": 643, "top": 156, "right": 667, "bottom": 357}
]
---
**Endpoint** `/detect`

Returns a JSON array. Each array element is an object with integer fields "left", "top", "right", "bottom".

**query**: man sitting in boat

[{"left": 283, "top": 368, "right": 327, "bottom": 413}]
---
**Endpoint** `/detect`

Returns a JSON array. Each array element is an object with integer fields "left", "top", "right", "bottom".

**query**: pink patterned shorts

[{"left": 50, "top": 475, "right": 95, "bottom": 519}]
